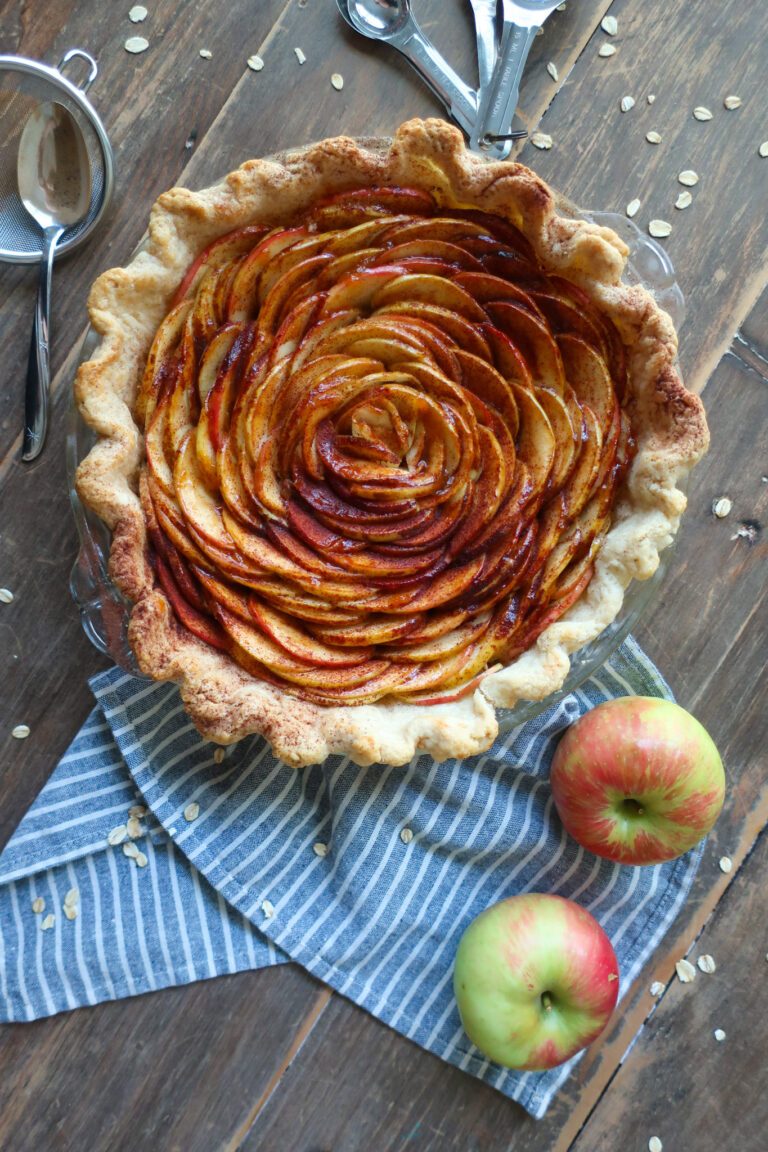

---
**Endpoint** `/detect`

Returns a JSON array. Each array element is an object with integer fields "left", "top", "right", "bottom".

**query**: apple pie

[{"left": 75, "top": 119, "right": 708, "bottom": 766}]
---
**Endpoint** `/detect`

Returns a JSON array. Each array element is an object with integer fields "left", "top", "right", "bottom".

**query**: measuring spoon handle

[
  {"left": 479, "top": 21, "right": 538, "bottom": 142},
  {"left": 22, "top": 224, "right": 63, "bottom": 463},
  {"left": 393, "top": 20, "right": 478, "bottom": 136}
]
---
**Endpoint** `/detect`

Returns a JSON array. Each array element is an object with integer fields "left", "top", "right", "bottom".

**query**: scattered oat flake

[
  {"left": 128, "top": 5, "right": 147, "bottom": 21},
  {"left": 400, "top": 828, "right": 414, "bottom": 844},
  {"left": 648, "top": 1139, "right": 663, "bottom": 1152},
  {"left": 557, "top": 1, "right": 566, "bottom": 9},
  {"left": 32, "top": 897, "right": 45, "bottom": 914},
  {"left": 64, "top": 888, "right": 79, "bottom": 908},
  {"left": 126, "top": 816, "right": 142, "bottom": 839},
  {"left": 697, "top": 954, "right": 716, "bottom": 974},
  {"left": 620, "top": 95, "right": 635, "bottom": 112},
  {"left": 601, "top": 15, "right": 618, "bottom": 35},
  {"left": 135, "top": 851, "right": 148, "bottom": 867},
  {"left": 712, "top": 496, "right": 732, "bottom": 517},
  {"left": 719, "top": 855, "right": 733, "bottom": 873},
  {"left": 129, "top": 805, "right": 147, "bottom": 819},
  {"left": 759, "top": 142, "right": 768, "bottom": 158},
  {"left": 626, "top": 198, "right": 641, "bottom": 218},
  {"left": 646, "top": 130, "right": 662, "bottom": 144},
  {"left": 647, "top": 93, "right": 656, "bottom": 104},
  {"left": 714, "top": 1028, "right": 726, "bottom": 1042},
  {"left": 724, "top": 95, "right": 742, "bottom": 109},
  {"left": 649, "top": 219, "right": 672, "bottom": 238},
  {"left": 675, "top": 191, "right": 693, "bottom": 210},
  {"left": 41, "top": 914, "right": 55, "bottom": 930},
  {"left": 123, "top": 841, "right": 139, "bottom": 859},
  {"left": 199, "top": 48, "right": 212, "bottom": 59},
  {"left": 536, "top": 26, "right": 544, "bottom": 36},
  {"left": 547, "top": 62, "right": 559, "bottom": 82},
  {"left": 650, "top": 980, "right": 665, "bottom": 996},
  {"left": 331, "top": 73, "right": 344, "bottom": 91},
  {"left": 313, "top": 842, "right": 328, "bottom": 857},
  {"left": 598, "top": 44, "right": 616, "bottom": 57},
  {"left": 693, "top": 106, "right": 713, "bottom": 121},
  {"left": 12, "top": 725, "right": 30, "bottom": 739},
  {"left": 108, "top": 824, "right": 128, "bottom": 846},
  {"left": 64, "top": 904, "right": 78, "bottom": 921},
  {"left": 531, "top": 132, "right": 552, "bottom": 150},
  {"left": 214, "top": 747, "right": 225, "bottom": 763},
  {"left": 248, "top": 54, "right": 264, "bottom": 71},
  {"left": 294, "top": 47, "right": 306, "bottom": 64},
  {"left": 676, "top": 958, "right": 696, "bottom": 983},
  {"left": 184, "top": 802, "right": 200, "bottom": 822},
  {"left": 679, "top": 170, "right": 699, "bottom": 186},
  {"left": 125, "top": 36, "right": 149, "bottom": 53},
  {"left": 0, "top": 588, "right": 14, "bottom": 603},
  {"left": 261, "top": 899, "right": 275, "bottom": 918}
]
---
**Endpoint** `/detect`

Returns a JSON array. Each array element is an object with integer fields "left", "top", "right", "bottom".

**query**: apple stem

[{"left": 541, "top": 992, "right": 553, "bottom": 1012}]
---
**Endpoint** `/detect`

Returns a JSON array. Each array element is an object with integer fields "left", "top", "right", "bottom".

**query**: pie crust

[{"left": 75, "top": 119, "right": 709, "bottom": 767}]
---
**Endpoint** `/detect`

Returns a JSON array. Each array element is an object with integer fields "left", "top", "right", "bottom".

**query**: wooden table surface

[{"left": 1, "top": 1, "right": 766, "bottom": 1148}]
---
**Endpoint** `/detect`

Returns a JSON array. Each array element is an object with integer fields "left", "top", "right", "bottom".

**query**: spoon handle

[
  {"left": 22, "top": 224, "right": 64, "bottom": 463},
  {"left": 468, "top": 0, "right": 498, "bottom": 92},
  {"left": 396, "top": 25, "right": 478, "bottom": 137},
  {"left": 476, "top": 21, "right": 538, "bottom": 144}
]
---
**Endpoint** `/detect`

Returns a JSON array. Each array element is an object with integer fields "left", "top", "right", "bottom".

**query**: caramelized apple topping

[{"left": 139, "top": 187, "right": 634, "bottom": 705}]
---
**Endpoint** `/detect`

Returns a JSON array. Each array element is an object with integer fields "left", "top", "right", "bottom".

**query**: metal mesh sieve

[{"left": 0, "top": 49, "right": 114, "bottom": 263}]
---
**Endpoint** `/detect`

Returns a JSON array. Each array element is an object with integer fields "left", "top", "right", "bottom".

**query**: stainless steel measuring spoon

[
  {"left": 474, "top": 0, "right": 561, "bottom": 152},
  {"left": 468, "top": 0, "right": 498, "bottom": 92},
  {"left": 337, "top": 0, "right": 480, "bottom": 140}
]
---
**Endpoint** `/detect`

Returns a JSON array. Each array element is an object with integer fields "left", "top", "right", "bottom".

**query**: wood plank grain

[
  {"left": 734, "top": 283, "right": 768, "bottom": 378},
  {"left": 0, "top": 967, "right": 329, "bottom": 1152},
  {"left": 232, "top": 347, "right": 768, "bottom": 1152},
  {"left": 570, "top": 826, "right": 768, "bottom": 1152}
]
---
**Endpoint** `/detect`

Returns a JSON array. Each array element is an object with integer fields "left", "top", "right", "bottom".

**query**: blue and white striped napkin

[{"left": 0, "top": 636, "right": 702, "bottom": 1118}]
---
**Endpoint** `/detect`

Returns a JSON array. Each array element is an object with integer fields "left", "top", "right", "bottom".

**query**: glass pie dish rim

[{"left": 67, "top": 137, "right": 687, "bottom": 735}]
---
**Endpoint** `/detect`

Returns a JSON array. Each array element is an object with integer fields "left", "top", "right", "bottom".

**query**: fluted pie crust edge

[{"left": 75, "top": 119, "right": 708, "bottom": 767}]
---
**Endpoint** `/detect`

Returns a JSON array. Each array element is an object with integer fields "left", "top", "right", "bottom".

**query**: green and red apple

[
  {"left": 550, "top": 697, "right": 725, "bottom": 866},
  {"left": 454, "top": 893, "right": 619, "bottom": 1071}
]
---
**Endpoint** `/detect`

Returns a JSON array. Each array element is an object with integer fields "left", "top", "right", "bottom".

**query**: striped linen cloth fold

[{"left": 0, "top": 636, "right": 702, "bottom": 1118}]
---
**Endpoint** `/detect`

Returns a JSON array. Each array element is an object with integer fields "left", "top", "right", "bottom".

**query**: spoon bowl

[
  {"left": 17, "top": 100, "right": 91, "bottom": 230},
  {"left": 17, "top": 99, "right": 92, "bottom": 461},
  {"left": 346, "top": 0, "right": 409, "bottom": 38}
]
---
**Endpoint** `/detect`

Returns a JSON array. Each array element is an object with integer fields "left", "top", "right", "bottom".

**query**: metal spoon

[
  {"left": 474, "top": 0, "right": 560, "bottom": 151},
  {"left": 17, "top": 99, "right": 91, "bottom": 462},
  {"left": 468, "top": 0, "right": 498, "bottom": 91},
  {"left": 337, "top": 0, "right": 479, "bottom": 140}
]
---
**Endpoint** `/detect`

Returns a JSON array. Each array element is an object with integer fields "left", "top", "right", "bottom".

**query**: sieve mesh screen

[{"left": 0, "top": 63, "right": 109, "bottom": 261}]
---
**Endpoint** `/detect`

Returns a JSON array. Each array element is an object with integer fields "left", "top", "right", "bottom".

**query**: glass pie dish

[{"left": 67, "top": 143, "right": 687, "bottom": 734}]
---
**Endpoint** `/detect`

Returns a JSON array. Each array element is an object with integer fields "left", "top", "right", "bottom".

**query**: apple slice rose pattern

[{"left": 139, "top": 187, "right": 634, "bottom": 706}]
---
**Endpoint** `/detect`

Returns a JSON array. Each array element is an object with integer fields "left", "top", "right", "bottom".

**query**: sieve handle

[
  {"left": 57, "top": 49, "right": 99, "bottom": 92},
  {"left": 22, "top": 224, "right": 63, "bottom": 463}
]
